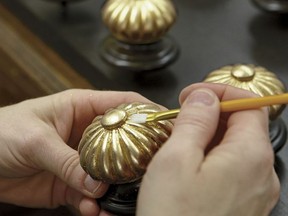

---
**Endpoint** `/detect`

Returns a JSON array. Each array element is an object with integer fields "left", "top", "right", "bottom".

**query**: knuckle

[
  {"left": 22, "top": 126, "right": 57, "bottom": 167},
  {"left": 149, "top": 142, "right": 196, "bottom": 174},
  {"left": 175, "top": 112, "right": 210, "bottom": 134},
  {"left": 126, "top": 91, "right": 141, "bottom": 97},
  {"left": 124, "top": 91, "right": 146, "bottom": 101},
  {"left": 272, "top": 176, "right": 280, "bottom": 200},
  {"left": 263, "top": 173, "right": 280, "bottom": 213},
  {"left": 22, "top": 127, "right": 49, "bottom": 157},
  {"left": 60, "top": 152, "right": 79, "bottom": 182},
  {"left": 150, "top": 147, "right": 181, "bottom": 170},
  {"left": 239, "top": 129, "right": 274, "bottom": 168},
  {"left": 61, "top": 89, "right": 78, "bottom": 95},
  {"left": 253, "top": 145, "right": 274, "bottom": 169},
  {"left": 263, "top": 148, "right": 274, "bottom": 166}
]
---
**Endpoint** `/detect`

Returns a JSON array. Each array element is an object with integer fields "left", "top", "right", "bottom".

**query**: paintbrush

[{"left": 129, "top": 93, "right": 288, "bottom": 124}]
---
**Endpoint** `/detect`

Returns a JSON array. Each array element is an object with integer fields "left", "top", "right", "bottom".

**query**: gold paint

[
  {"left": 203, "top": 64, "right": 286, "bottom": 119},
  {"left": 78, "top": 102, "right": 173, "bottom": 184},
  {"left": 102, "top": 0, "right": 177, "bottom": 44},
  {"left": 101, "top": 109, "right": 127, "bottom": 130},
  {"left": 231, "top": 65, "right": 255, "bottom": 81}
]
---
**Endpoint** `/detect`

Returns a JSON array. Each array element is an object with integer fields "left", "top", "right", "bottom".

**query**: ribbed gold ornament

[
  {"left": 203, "top": 64, "right": 286, "bottom": 119},
  {"left": 78, "top": 102, "right": 173, "bottom": 184},
  {"left": 102, "top": 0, "right": 177, "bottom": 44}
]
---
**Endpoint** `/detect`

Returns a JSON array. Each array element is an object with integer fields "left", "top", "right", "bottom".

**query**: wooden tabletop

[{"left": 0, "top": 3, "right": 93, "bottom": 106}]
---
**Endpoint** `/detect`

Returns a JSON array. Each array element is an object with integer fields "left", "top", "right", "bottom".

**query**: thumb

[
  {"left": 167, "top": 88, "right": 220, "bottom": 162},
  {"left": 32, "top": 135, "right": 108, "bottom": 198}
]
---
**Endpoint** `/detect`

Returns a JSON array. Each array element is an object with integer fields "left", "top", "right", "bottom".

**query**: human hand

[
  {"left": 0, "top": 89, "right": 151, "bottom": 216},
  {"left": 137, "top": 83, "right": 280, "bottom": 216}
]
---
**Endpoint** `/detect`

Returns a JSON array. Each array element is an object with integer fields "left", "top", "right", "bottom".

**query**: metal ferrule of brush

[{"left": 147, "top": 109, "right": 180, "bottom": 122}]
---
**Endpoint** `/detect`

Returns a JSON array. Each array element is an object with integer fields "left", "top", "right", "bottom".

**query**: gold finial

[
  {"left": 203, "top": 64, "right": 286, "bottom": 119},
  {"left": 78, "top": 102, "right": 173, "bottom": 184},
  {"left": 102, "top": 0, "right": 177, "bottom": 44}
]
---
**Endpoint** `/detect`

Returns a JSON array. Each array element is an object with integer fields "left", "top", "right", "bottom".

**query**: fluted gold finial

[
  {"left": 203, "top": 64, "right": 286, "bottom": 119},
  {"left": 78, "top": 102, "right": 173, "bottom": 184},
  {"left": 102, "top": 0, "right": 177, "bottom": 44}
]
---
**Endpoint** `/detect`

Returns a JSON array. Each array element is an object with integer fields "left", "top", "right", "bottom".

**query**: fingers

[
  {"left": 270, "top": 171, "right": 281, "bottom": 211},
  {"left": 180, "top": 82, "right": 260, "bottom": 104},
  {"left": 182, "top": 84, "right": 273, "bottom": 197},
  {"left": 60, "top": 89, "right": 153, "bottom": 117},
  {"left": 25, "top": 89, "right": 155, "bottom": 211},
  {"left": 79, "top": 197, "right": 101, "bottom": 216},
  {"left": 178, "top": 83, "right": 274, "bottom": 174},
  {"left": 47, "top": 89, "right": 155, "bottom": 149},
  {"left": 164, "top": 88, "right": 220, "bottom": 166},
  {"left": 180, "top": 82, "right": 271, "bottom": 150},
  {"left": 224, "top": 107, "right": 270, "bottom": 149},
  {"left": 66, "top": 190, "right": 113, "bottom": 216},
  {"left": 79, "top": 198, "right": 113, "bottom": 216},
  {"left": 58, "top": 188, "right": 102, "bottom": 216},
  {"left": 30, "top": 132, "right": 108, "bottom": 199},
  {"left": 60, "top": 188, "right": 99, "bottom": 216}
]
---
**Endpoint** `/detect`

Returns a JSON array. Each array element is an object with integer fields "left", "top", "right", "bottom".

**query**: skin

[
  {"left": 0, "top": 83, "right": 280, "bottom": 216},
  {"left": 0, "top": 89, "right": 151, "bottom": 216},
  {"left": 137, "top": 83, "right": 280, "bottom": 216}
]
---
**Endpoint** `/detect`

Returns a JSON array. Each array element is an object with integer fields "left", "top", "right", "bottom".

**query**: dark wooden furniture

[
  {"left": 1, "top": 0, "right": 288, "bottom": 215},
  {"left": 0, "top": 3, "right": 93, "bottom": 106}
]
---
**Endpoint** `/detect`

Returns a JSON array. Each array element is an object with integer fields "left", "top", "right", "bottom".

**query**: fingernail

[
  {"left": 84, "top": 175, "right": 102, "bottom": 194},
  {"left": 186, "top": 89, "right": 215, "bottom": 106}
]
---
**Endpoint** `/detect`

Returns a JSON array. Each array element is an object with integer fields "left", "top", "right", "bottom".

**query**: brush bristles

[{"left": 129, "top": 114, "right": 148, "bottom": 124}]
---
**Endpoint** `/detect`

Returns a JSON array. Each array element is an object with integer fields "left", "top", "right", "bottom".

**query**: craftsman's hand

[
  {"left": 137, "top": 83, "right": 280, "bottom": 216},
  {"left": 0, "top": 89, "right": 150, "bottom": 216}
]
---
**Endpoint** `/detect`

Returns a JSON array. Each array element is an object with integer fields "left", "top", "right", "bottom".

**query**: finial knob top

[{"left": 102, "top": 0, "right": 177, "bottom": 44}]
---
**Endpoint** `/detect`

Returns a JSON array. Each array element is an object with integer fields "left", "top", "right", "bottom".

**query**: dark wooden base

[
  {"left": 100, "top": 36, "right": 179, "bottom": 72},
  {"left": 252, "top": 0, "right": 288, "bottom": 14},
  {"left": 270, "top": 117, "right": 287, "bottom": 153},
  {"left": 98, "top": 180, "right": 141, "bottom": 216}
]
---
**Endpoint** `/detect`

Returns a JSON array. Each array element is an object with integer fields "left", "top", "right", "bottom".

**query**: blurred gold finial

[
  {"left": 203, "top": 64, "right": 286, "bottom": 119},
  {"left": 102, "top": 0, "right": 177, "bottom": 44}
]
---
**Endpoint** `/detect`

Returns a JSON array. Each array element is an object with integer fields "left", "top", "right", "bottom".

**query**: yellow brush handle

[
  {"left": 148, "top": 93, "right": 288, "bottom": 122},
  {"left": 220, "top": 93, "right": 288, "bottom": 112}
]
